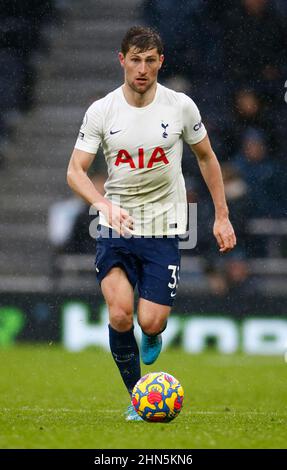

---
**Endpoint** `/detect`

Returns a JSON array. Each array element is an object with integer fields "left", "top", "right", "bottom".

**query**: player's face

[{"left": 119, "top": 47, "right": 164, "bottom": 94}]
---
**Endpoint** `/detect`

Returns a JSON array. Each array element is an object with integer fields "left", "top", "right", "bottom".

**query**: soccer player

[{"left": 67, "top": 26, "right": 236, "bottom": 420}]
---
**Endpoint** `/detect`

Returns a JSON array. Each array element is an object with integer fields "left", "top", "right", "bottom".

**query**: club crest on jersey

[{"left": 161, "top": 122, "right": 169, "bottom": 138}]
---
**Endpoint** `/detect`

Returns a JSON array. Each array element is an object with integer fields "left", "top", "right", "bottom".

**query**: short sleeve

[
  {"left": 179, "top": 93, "right": 207, "bottom": 145},
  {"left": 74, "top": 101, "right": 103, "bottom": 154}
]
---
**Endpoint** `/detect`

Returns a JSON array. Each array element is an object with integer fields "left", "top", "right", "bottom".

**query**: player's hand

[
  {"left": 99, "top": 202, "right": 134, "bottom": 236},
  {"left": 213, "top": 217, "right": 236, "bottom": 253}
]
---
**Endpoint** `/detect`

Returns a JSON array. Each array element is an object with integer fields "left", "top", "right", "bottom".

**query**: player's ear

[
  {"left": 118, "top": 52, "right": 125, "bottom": 68},
  {"left": 159, "top": 54, "right": 164, "bottom": 69}
]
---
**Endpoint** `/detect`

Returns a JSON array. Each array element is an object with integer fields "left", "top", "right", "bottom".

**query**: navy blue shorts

[{"left": 95, "top": 225, "right": 181, "bottom": 306}]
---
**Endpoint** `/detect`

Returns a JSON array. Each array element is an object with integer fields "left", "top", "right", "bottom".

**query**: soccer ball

[{"left": 132, "top": 371, "right": 184, "bottom": 422}]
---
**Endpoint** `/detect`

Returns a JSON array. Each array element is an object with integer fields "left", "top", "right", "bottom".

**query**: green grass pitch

[{"left": 0, "top": 345, "right": 286, "bottom": 449}]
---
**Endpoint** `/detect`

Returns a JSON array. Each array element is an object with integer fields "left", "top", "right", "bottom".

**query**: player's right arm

[{"left": 67, "top": 148, "right": 133, "bottom": 236}]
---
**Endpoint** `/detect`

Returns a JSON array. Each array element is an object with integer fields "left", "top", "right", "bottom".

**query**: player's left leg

[
  {"left": 137, "top": 298, "right": 171, "bottom": 365},
  {"left": 136, "top": 236, "right": 181, "bottom": 365}
]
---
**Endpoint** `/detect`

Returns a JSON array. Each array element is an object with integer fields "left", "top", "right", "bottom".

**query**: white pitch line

[
  {"left": 0, "top": 408, "right": 285, "bottom": 416},
  {"left": 0, "top": 408, "right": 121, "bottom": 413}
]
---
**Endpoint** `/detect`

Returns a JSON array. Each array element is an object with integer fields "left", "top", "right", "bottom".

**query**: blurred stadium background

[{"left": 0, "top": 0, "right": 287, "bottom": 355}]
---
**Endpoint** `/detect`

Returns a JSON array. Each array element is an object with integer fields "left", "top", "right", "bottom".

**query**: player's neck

[{"left": 122, "top": 82, "right": 157, "bottom": 108}]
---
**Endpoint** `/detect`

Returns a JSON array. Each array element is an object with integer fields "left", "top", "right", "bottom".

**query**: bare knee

[
  {"left": 101, "top": 268, "right": 134, "bottom": 332},
  {"left": 109, "top": 306, "right": 133, "bottom": 332},
  {"left": 139, "top": 317, "right": 166, "bottom": 336}
]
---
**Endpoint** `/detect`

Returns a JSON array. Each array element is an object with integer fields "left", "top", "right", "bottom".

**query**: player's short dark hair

[{"left": 121, "top": 26, "right": 164, "bottom": 56}]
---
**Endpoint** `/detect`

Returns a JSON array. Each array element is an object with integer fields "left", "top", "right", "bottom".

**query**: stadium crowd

[
  {"left": 0, "top": 0, "right": 58, "bottom": 167},
  {"left": 7, "top": 0, "right": 280, "bottom": 295}
]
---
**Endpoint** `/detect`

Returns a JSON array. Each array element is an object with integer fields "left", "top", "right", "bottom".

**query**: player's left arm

[{"left": 190, "top": 134, "right": 237, "bottom": 253}]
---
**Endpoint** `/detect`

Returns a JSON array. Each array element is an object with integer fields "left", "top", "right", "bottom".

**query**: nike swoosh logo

[
  {"left": 110, "top": 129, "right": 121, "bottom": 135},
  {"left": 170, "top": 291, "right": 177, "bottom": 298}
]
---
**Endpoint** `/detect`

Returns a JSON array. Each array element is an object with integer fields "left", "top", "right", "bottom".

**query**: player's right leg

[
  {"left": 101, "top": 266, "right": 134, "bottom": 332},
  {"left": 95, "top": 224, "right": 143, "bottom": 420},
  {"left": 101, "top": 267, "right": 141, "bottom": 394},
  {"left": 101, "top": 267, "right": 142, "bottom": 421}
]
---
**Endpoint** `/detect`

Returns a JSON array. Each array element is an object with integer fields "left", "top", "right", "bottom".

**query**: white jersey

[{"left": 75, "top": 83, "right": 207, "bottom": 235}]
